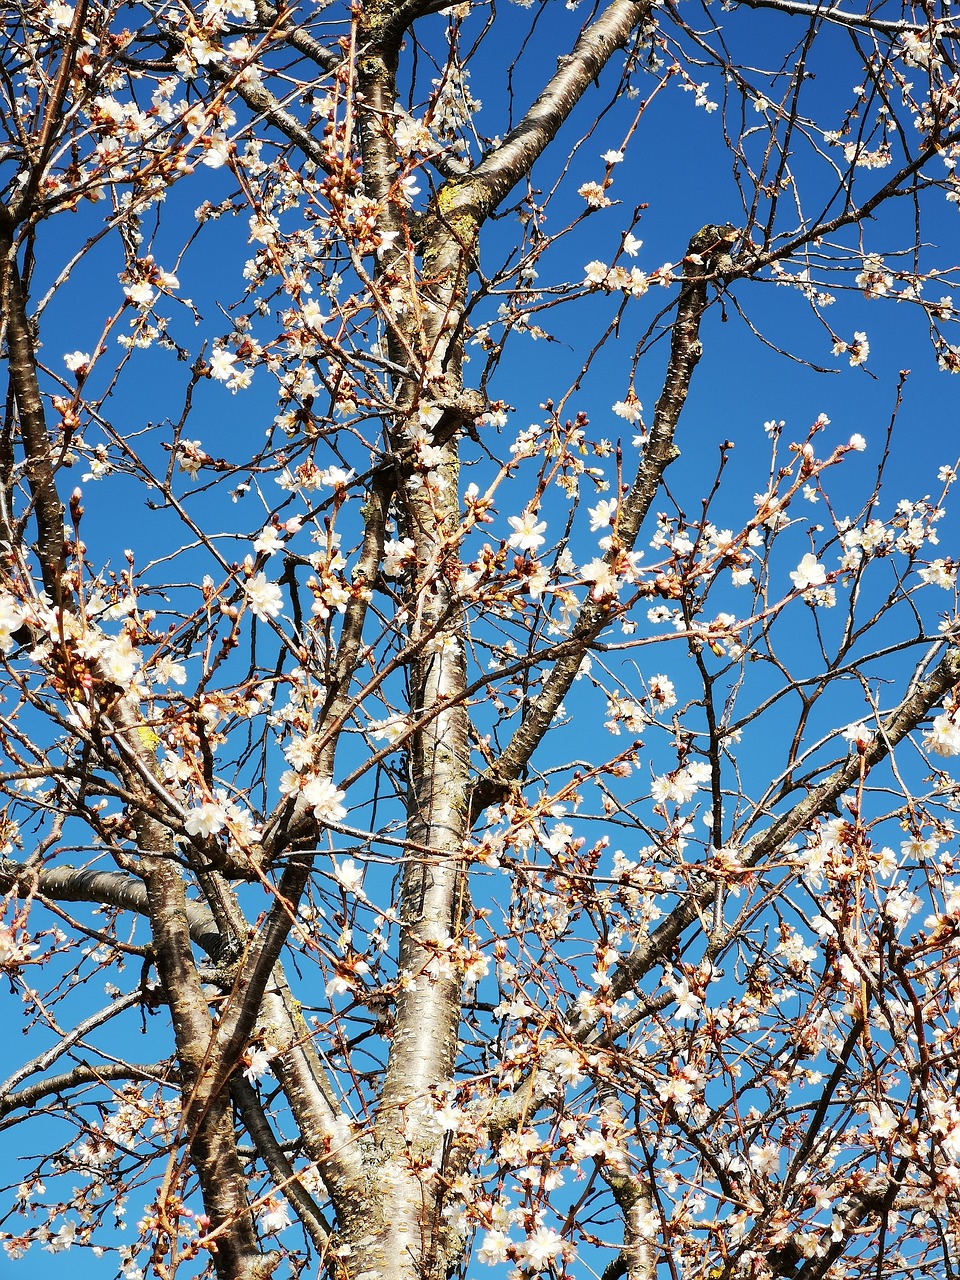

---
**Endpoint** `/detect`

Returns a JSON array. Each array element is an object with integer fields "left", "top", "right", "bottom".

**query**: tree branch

[
  {"left": 0, "top": 1061, "right": 177, "bottom": 1125},
  {"left": 455, "top": 0, "right": 652, "bottom": 218},
  {"left": 606, "top": 641, "right": 960, "bottom": 1004},
  {"left": 469, "top": 226, "right": 736, "bottom": 820},
  {"left": 734, "top": 0, "right": 960, "bottom": 38},
  {"left": 0, "top": 856, "right": 367, "bottom": 1211},
  {"left": 0, "top": 857, "right": 223, "bottom": 957},
  {"left": 231, "top": 1075, "right": 333, "bottom": 1253},
  {"left": 482, "top": 640, "right": 960, "bottom": 1146},
  {"left": 0, "top": 231, "right": 65, "bottom": 606},
  {"left": 0, "top": 989, "right": 144, "bottom": 1100}
]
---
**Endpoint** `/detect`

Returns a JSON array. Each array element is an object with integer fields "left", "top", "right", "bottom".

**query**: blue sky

[{"left": 3, "top": 0, "right": 960, "bottom": 1275}]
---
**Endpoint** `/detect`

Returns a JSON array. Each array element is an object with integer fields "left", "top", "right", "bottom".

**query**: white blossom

[
  {"left": 333, "top": 857, "right": 365, "bottom": 894},
  {"left": 318, "top": 465, "right": 355, "bottom": 488},
  {"left": 613, "top": 395, "right": 643, "bottom": 423},
  {"left": 0, "top": 594, "right": 25, "bottom": 653},
  {"left": 578, "top": 181, "right": 611, "bottom": 209},
  {"left": 208, "top": 347, "right": 237, "bottom": 381},
  {"left": 588, "top": 499, "right": 617, "bottom": 531},
  {"left": 517, "top": 1227, "right": 564, "bottom": 1270},
  {"left": 790, "top": 553, "right": 827, "bottom": 592},
  {"left": 383, "top": 538, "right": 416, "bottom": 577},
  {"left": 245, "top": 573, "right": 283, "bottom": 619},
  {"left": 242, "top": 1043, "right": 277, "bottom": 1082},
  {"left": 750, "top": 1142, "right": 781, "bottom": 1178},
  {"left": 302, "top": 776, "right": 347, "bottom": 824},
  {"left": 925, "top": 711, "right": 960, "bottom": 757},
  {"left": 919, "top": 558, "right": 956, "bottom": 589},
  {"left": 842, "top": 723, "right": 874, "bottom": 750},
  {"left": 0, "top": 921, "right": 38, "bottom": 971},
  {"left": 477, "top": 1229, "right": 512, "bottom": 1265},
  {"left": 648, "top": 675, "right": 677, "bottom": 711},
  {"left": 581, "top": 558, "right": 622, "bottom": 600},
  {"left": 123, "top": 281, "right": 156, "bottom": 308},
  {"left": 258, "top": 1196, "right": 290, "bottom": 1235},
  {"left": 507, "top": 511, "right": 547, "bottom": 553},
  {"left": 43, "top": 1220, "right": 77, "bottom": 1253},
  {"left": 254, "top": 525, "right": 283, "bottom": 556},
  {"left": 369, "top": 716, "right": 407, "bottom": 745},
  {"left": 847, "top": 332, "right": 869, "bottom": 366},
  {"left": 184, "top": 801, "right": 227, "bottom": 839},
  {"left": 866, "top": 1103, "right": 898, "bottom": 1140},
  {"left": 901, "top": 834, "right": 939, "bottom": 861},
  {"left": 668, "top": 973, "right": 703, "bottom": 1021}
]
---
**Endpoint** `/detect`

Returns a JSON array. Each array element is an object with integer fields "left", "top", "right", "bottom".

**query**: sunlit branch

[
  {"left": 736, "top": 0, "right": 960, "bottom": 38},
  {"left": 608, "top": 641, "right": 960, "bottom": 1003},
  {"left": 0, "top": 1061, "right": 177, "bottom": 1126},
  {"left": 470, "top": 225, "right": 735, "bottom": 819},
  {"left": 0, "top": 988, "right": 145, "bottom": 1101},
  {"left": 0, "top": 232, "right": 65, "bottom": 606},
  {"left": 231, "top": 1074, "right": 334, "bottom": 1251},
  {"left": 465, "top": 0, "right": 654, "bottom": 216}
]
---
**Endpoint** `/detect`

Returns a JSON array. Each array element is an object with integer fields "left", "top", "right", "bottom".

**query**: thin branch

[
  {"left": 464, "top": 0, "right": 653, "bottom": 217},
  {"left": 0, "top": 989, "right": 144, "bottom": 1100},
  {"left": 0, "top": 1061, "right": 177, "bottom": 1125},
  {"left": 469, "top": 225, "right": 736, "bottom": 819},
  {"left": 607, "top": 641, "right": 960, "bottom": 1004},
  {"left": 736, "top": 0, "right": 960, "bottom": 38},
  {"left": 231, "top": 1075, "right": 333, "bottom": 1252}
]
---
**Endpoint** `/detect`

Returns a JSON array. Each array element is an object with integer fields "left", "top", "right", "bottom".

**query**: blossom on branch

[
  {"left": 790, "top": 553, "right": 827, "bottom": 592},
  {"left": 244, "top": 573, "right": 283, "bottom": 619}
]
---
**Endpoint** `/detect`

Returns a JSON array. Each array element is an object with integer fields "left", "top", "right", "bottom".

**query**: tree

[{"left": 2, "top": 0, "right": 960, "bottom": 1277}]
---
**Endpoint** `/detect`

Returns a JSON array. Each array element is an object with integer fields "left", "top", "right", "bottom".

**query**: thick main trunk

[
  {"left": 370, "top": 473, "right": 471, "bottom": 1279},
  {"left": 143, "top": 850, "right": 277, "bottom": 1279},
  {"left": 352, "top": 21, "right": 474, "bottom": 1274},
  {"left": 345, "top": 5, "right": 659, "bottom": 1274}
]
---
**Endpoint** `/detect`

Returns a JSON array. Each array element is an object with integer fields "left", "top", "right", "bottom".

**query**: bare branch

[
  {"left": 470, "top": 225, "right": 736, "bottom": 818},
  {"left": 465, "top": 0, "right": 653, "bottom": 216},
  {"left": 0, "top": 1061, "right": 177, "bottom": 1125}
]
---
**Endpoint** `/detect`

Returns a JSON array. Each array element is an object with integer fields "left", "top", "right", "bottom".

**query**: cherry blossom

[
  {"left": 302, "top": 776, "right": 347, "bottom": 824},
  {"left": 2, "top": 7, "right": 960, "bottom": 1280},
  {"left": 257, "top": 1196, "right": 291, "bottom": 1235},
  {"left": 244, "top": 573, "right": 283, "bottom": 619},
  {"left": 333, "top": 858, "right": 364, "bottom": 893},
  {"left": 577, "top": 181, "right": 611, "bottom": 209},
  {"left": 790, "top": 552, "right": 827, "bottom": 591},
  {"left": 506, "top": 512, "right": 548, "bottom": 552},
  {"left": 184, "top": 801, "right": 227, "bottom": 838}
]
